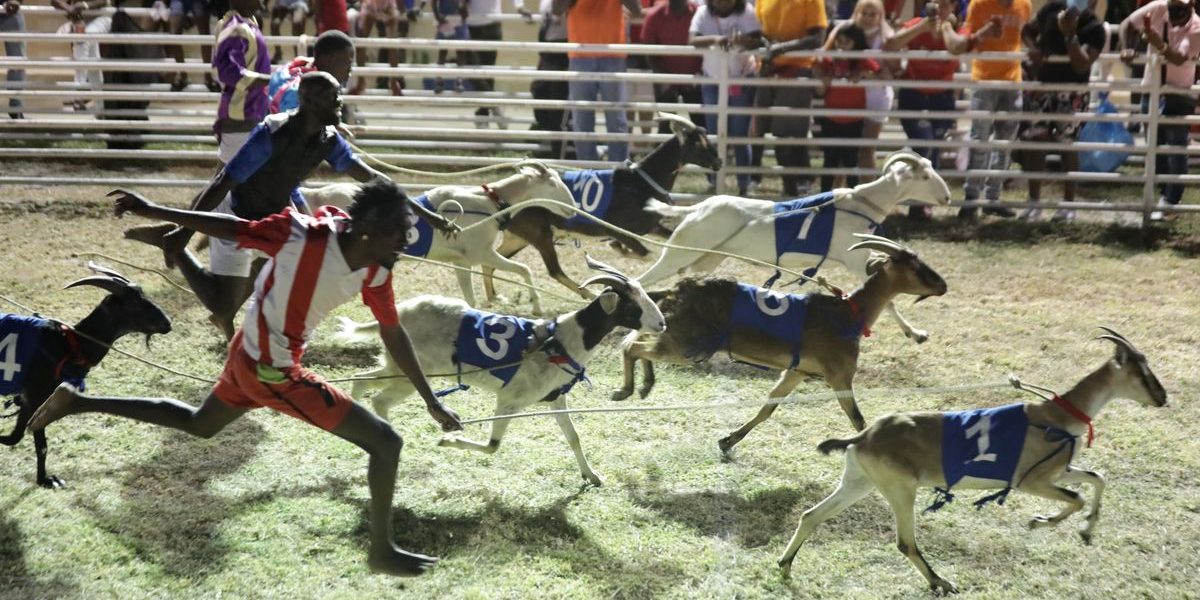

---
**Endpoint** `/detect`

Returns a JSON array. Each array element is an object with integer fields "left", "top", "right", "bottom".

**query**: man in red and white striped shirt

[{"left": 31, "top": 179, "right": 461, "bottom": 578}]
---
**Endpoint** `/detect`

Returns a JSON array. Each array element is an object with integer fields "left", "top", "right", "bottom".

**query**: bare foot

[
  {"left": 367, "top": 545, "right": 439, "bottom": 577},
  {"left": 29, "top": 383, "right": 79, "bottom": 431}
]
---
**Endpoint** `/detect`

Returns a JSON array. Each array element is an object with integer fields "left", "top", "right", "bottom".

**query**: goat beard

[
  {"left": 914, "top": 295, "right": 931, "bottom": 304},
  {"left": 143, "top": 333, "right": 155, "bottom": 349}
]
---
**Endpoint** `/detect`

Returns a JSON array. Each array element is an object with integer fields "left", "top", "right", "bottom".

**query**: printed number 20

[
  {"left": 964, "top": 416, "right": 998, "bottom": 464},
  {"left": 572, "top": 175, "right": 604, "bottom": 213},
  {"left": 0, "top": 333, "right": 21, "bottom": 383}
]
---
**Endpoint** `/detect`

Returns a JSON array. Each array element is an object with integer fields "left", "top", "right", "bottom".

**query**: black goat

[
  {"left": 0, "top": 263, "right": 171, "bottom": 488},
  {"left": 482, "top": 114, "right": 723, "bottom": 301}
]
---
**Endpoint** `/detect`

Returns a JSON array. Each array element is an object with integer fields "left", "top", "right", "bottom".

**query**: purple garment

[{"left": 213, "top": 11, "right": 270, "bottom": 133}]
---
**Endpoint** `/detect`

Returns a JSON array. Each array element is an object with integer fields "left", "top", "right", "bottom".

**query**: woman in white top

[
  {"left": 690, "top": 0, "right": 763, "bottom": 195},
  {"left": 824, "top": 0, "right": 894, "bottom": 172}
]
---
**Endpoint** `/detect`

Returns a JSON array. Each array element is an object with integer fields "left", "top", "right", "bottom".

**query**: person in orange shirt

[
  {"left": 755, "top": 0, "right": 828, "bottom": 196},
  {"left": 944, "top": 0, "right": 1031, "bottom": 219},
  {"left": 553, "top": 0, "right": 645, "bottom": 162}
]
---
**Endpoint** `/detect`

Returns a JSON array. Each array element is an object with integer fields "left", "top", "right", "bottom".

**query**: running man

[
  {"left": 126, "top": 73, "right": 455, "bottom": 339},
  {"left": 268, "top": 30, "right": 356, "bottom": 114},
  {"left": 213, "top": 0, "right": 273, "bottom": 164},
  {"left": 31, "top": 178, "right": 463, "bottom": 577}
]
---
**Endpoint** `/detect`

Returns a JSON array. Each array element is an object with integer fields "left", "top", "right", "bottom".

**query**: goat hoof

[
  {"left": 931, "top": 578, "right": 959, "bottom": 595},
  {"left": 638, "top": 386, "right": 654, "bottom": 399},
  {"left": 38, "top": 475, "right": 66, "bottom": 489},
  {"left": 777, "top": 559, "right": 793, "bottom": 578},
  {"left": 1079, "top": 530, "right": 1093, "bottom": 545},
  {"left": 1027, "top": 515, "right": 1053, "bottom": 529},
  {"left": 717, "top": 436, "right": 736, "bottom": 455},
  {"left": 908, "top": 330, "right": 930, "bottom": 344},
  {"left": 583, "top": 472, "right": 604, "bottom": 487},
  {"left": 610, "top": 389, "right": 633, "bottom": 402}
]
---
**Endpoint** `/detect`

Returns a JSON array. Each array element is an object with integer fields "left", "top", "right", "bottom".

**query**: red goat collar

[
  {"left": 54, "top": 323, "right": 92, "bottom": 380},
  {"left": 1051, "top": 394, "right": 1094, "bottom": 448},
  {"left": 480, "top": 184, "right": 507, "bottom": 208},
  {"left": 843, "top": 296, "right": 872, "bottom": 338}
]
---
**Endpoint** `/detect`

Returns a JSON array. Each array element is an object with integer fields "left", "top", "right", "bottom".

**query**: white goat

[
  {"left": 336, "top": 258, "right": 665, "bottom": 487},
  {"left": 300, "top": 160, "right": 576, "bottom": 314},
  {"left": 779, "top": 328, "right": 1167, "bottom": 595},
  {"left": 637, "top": 150, "right": 951, "bottom": 343}
]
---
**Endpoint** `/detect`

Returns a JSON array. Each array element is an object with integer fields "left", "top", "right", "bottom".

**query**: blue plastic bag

[{"left": 1078, "top": 97, "right": 1134, "bottom": 173}]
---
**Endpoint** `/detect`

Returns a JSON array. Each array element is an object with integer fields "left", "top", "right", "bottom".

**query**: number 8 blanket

[{"left": 941, "top": 403, "right": 1028, "bottom": 489}]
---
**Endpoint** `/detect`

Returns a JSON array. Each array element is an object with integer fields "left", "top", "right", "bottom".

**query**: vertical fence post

[
  {"left": 715, "top": 50, "right": 730, "bottom": 195},
  {"left": 1141, "top": 53, "right": 1162, "bottom": 229}
]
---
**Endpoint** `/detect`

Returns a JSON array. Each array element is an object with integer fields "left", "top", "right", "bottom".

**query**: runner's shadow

[{"left": 0, "top": 491, "right": 79, "bottom": 597}]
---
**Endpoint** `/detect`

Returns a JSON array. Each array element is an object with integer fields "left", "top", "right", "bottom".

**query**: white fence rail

[{"left": 1, "top": 32, "right": 1197, "bottom": 225}]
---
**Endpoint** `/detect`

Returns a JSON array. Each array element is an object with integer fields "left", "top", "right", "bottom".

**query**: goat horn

[
  {"left": 584, "top": 254, "right": 630, "bottom": 281},
  {"left": 1097, "top": 329, "right": 1143, "bottom": 356},
  {"left": 64, "top": 276, "right": 127, "bottom": 294},
  {"left": 654, "top": 112, "right": 696, "bottom": 129},
  {"left": 847, "top": 240, "right": 901, "bottom": 256},
  {"left": 579, "top": 275, "right": 626, "bottom": 290},
  {"left": 85, "top": 261, "right": 132, "bottom": 283},
  {"left": 1097, "top": 326, "right": 1133, "bottom": 344},
  {"left": 881, "top": 149, "right": 923, "bottom": 172},
  {"left": 850, "top": 233, "right": 906, "bottom": 252},
  {"left": 516, "top": 158, "right": 552, "bottom": 177}
]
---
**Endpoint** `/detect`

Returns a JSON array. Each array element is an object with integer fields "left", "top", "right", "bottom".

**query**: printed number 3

[
  {"left": 0, "top": 333, "right": 21, "bottom": 383},
  {"left": 755, "top": 289, "right": 790, "bottom": 317},
  {"left": 965, "top": 415, "right": 998, "bottom": 464},
  {"left": 477, "top": 318, "right": 517, "bottom": 360},
  {"left": 572, "top": 174, "right": 604, "bottom": 213}
]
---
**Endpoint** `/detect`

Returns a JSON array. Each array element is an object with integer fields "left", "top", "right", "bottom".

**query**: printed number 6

[
  {"left": 0, "top": 333, "right": 22, "bottom": 383},
  {"left": 965, "top": 415, "right": 998, "bottom": 464},
  {"left": 755, "top": 289, "right": 789, "bottom": 317},
  {"left": 572, "top": 174, "right": 604, "bottom": 213},
  {"left": 477, "top": 318, "right": 517, "bottom": 360}
]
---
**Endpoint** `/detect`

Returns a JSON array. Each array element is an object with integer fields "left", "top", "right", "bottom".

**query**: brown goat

[{"left": 616, "top": 235, "right": 948, "bottom": 453}]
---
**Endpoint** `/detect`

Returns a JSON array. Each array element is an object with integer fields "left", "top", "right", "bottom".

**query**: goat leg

[
  {"left": 0, "top": 398, "right": 29, "bottom": 446},
  {"left": 779, "top": 450, "right": 874, "bottom": 577},
  {"left": 719, "top": 370, "right": 804, "bottom": 454},
  {"left": 34, "top": 429, "right": 65, "bottom": 489},
  {"left": 639, "top": 360, "right": 656, "bottom": 399},
  {"left": 887, "top": 301, "right": 929, "bottom": 344},
  {"left": 1023, "top": 480, "right": 1087, "bottom": 531},
  {"left": 875, "top": 478, "right": 957, "bottom": 595},
  {"left": 549, "top": 396, "right": 603, "bottom": 487},
  {"left": 613, "top": 347, "right": 638, "bottom": 402},
  {"left": 1057, "top": 467, "right": 1106, "bottom": 544}
]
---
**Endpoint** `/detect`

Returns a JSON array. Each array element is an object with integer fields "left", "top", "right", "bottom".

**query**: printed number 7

[
  {"left": 0, "top": 333, "right": 21, "bottom": 383},
  {"left": 965, "top": 415, "right": 998, "bottom": 464},
  {"left": 795, "top": 212, "right": 817, "bottom": 241}
]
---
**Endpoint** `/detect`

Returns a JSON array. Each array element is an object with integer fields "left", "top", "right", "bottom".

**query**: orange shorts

[{"left": 213, "top": 332, "right": 353, "bottom": 431}]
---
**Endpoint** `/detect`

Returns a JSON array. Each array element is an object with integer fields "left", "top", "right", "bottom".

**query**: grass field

[{"left": 1, "top": 162, "right": 1199, "bottom": 599}]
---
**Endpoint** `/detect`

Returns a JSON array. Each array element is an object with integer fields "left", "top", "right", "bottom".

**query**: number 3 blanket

[{"left": 454, "top": 309, "right": 540, "bottom": 386}]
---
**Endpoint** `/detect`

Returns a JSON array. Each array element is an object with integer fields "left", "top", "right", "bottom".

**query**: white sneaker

[
  {"left": 1018, "top": 207, "right": 1043, "bottom": 221},
  {"left": 490, "top": 106, "right": 510, "bottom": 130},
  {"left": 1051, "top": 209, "right": 1076, "bottom": 222},
  {"left": 1150, "top": 199, "right": 1174, "bottom": 222}
]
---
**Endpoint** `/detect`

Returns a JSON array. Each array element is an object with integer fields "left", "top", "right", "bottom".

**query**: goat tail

[
  {"left": 333, "top": 316, "right": 380, "bottom": 344},
  {"left": 817, "top": 432, "right": 867, "bottom": 455}
]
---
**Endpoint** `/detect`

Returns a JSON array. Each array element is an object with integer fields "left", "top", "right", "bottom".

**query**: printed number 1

[
  {"left": 964, "top": 416, "right": 998, "bottom": 463},
  {"left": 795, "top": 212, "right": 817, "bottom": 241},
  {"left": 0, "top": 333, "right": 21, "bottom": 383}
]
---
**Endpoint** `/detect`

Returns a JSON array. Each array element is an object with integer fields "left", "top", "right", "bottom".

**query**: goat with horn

[
  {"left": 0, "top": 263, "right": 172, "bottom": 487},
  {"left": 337, "top": 257, "right": 666, "bottom": 487},
  {"left": 778, "top": 328, "right": 1168, "bottom": 595},
  {"left": 637, "top": 150, "right": 950, "bottom": 343},
  {"left": 617, "top": 234, "right": 947, "bottom": 453}
]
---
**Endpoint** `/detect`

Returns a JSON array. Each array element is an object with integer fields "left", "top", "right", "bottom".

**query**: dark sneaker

[
  {"left": 982, "top": 204, "right": 1016, "bottom": 218},
  {"left": 958, "top": 207, "right": 979, "bottom": 220}
]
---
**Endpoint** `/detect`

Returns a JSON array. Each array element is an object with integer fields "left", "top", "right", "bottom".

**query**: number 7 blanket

[
  {"left": 773, "top": 192, "right": 838, "bottom": 260},
  {"left": 941, "top": 403, "right": 1029, "bottom": 489}
]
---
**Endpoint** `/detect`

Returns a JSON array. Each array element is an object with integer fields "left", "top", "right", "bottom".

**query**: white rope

[
  {"left": 398, "top": 255, "right": 583, "bottom": 304},
  {"left": 456, "top": 381, "right": 1015, "bottom": 426}
]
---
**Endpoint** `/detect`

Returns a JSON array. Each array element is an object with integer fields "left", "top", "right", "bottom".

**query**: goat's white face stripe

[{"left": 627, "top": 280, "right": 666, "bottom": 332}]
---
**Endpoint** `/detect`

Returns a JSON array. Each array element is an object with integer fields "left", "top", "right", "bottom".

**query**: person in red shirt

[
  {"left": 641, "top": 0, "right": 705, "bottom": 132},
  {"left": 813, "top": 22, "right": 880, "bottom": 192},
  {"left": 32, "top": 178, "right": 463, "bottom": 577},
  {"left": 314, "top": 0, "right": 351, "bottom": 32}
]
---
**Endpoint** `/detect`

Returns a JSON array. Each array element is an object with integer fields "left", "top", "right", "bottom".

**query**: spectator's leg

[
  {"left": 569, "top": 57, "right": 600, "bottom": 162},
  {"left": 681, "top": 85, "right": 706, "bottom": 130},
  {"left": 771, "top": 73, "right": 815, "bottom": 195},
  {"left": 898, "top": 88, "right": 935, "bottom": 162},
  {"left": 962, "top": 89, "right": 997, "bottom": 215},
  {"left": 195, "top": 4, "right": 216, "bottom": 91},
  {"left": 986, "top": 89, "right": 1022, "bottom": 203},
  {"left": 1157, "top": 119, "right": 1189, "bottom": 205},
  {"left": 845, "top": 120, "right": 865, "bottom": 188},
  {"left": 597, "top": 56, "right": 629, "bottom": 162},
  {"left": 730, "top": 87, "right": 756, "bottom": 194},
  {"left": 927, "top": 90, "right": 957, "bottom": 171},
  {"left": 701, "top": 84, "right": 721, "bottom": 189},
  {"left": 468, "top": 22, "right": 502, "bottom": 123},
  {"left": 390, "top": 18, "right": 408, "bottom": 94},
  {"left": 1, "top": 14, "right": 25, "bottom": 117},
  {"left": 815, "top": 117, "right": 834, "bottom": 193},
  {"left": 167, "top": 0, "right": 189, "bottom": 89}
]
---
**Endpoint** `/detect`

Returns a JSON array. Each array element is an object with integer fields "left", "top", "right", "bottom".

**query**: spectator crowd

[{"left": 2, "top": 0, "right": 1199, "bottom": 220}]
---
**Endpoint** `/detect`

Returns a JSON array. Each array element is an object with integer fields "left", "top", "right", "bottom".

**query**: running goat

[
  {"left": 0, "top": 263, "right": 172, "bottom": 488},
  {"left": 778, "top": 328, "right": 1167, "bottom": 595},
  {"left": 300, "top": 160, "right": 576, "bottom": 314},
  {"left": 336, "top": 258, "right": 664, "bottom": 486},
  {"left": 637, "top": 150, "right": 950, "bottom": 343},
  {"left": 616, "top": 235, "right": 946, "bottom": 453},
  {"left": 481, "top": 113, "right": 723, "bottom": 302}
]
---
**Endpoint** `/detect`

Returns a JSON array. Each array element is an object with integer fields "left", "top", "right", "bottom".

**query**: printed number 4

[
  {"left": 0, "top": 333, "right": 21, "bottom": 383},
  {"left": 795, "top": 212, "right": 817, "bottom": 241},
  {"left": 477, "top": 318, "right": 518, "bottom": 361},
  {"left": 572, "top": 175, "right": 604, "bottom": 213},
  {"left": 965, "top": 416, "right": 998, "bottom": 464}
]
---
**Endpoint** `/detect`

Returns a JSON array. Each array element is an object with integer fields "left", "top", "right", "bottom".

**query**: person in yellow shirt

[
  {"left": 755, "top": 0, "right": 828, "bottom": 196},
  {"left": 944, "top": 0, "right": 1031, "bottom": 219}
]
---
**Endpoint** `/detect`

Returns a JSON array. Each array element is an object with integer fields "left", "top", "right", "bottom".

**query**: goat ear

[
  {"left": 864, "top": 252, "right": 890, "bottom": 276},
  {"left": 888, "top": 162, "right": 914, "bottom": 183},
  {"left": 599, "top": 291, "right": 620, "bottom": 314}
]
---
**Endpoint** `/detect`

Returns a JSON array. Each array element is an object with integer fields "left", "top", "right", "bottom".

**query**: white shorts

[
  {"left": 209, "top": 193, "right": 258, "bottom": 277},
  {"left": 865, "top": 85, "right": 894, "bottom": 125},
  {"left": 217, "top": 129, "right": 252, "bottom": 165}
]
